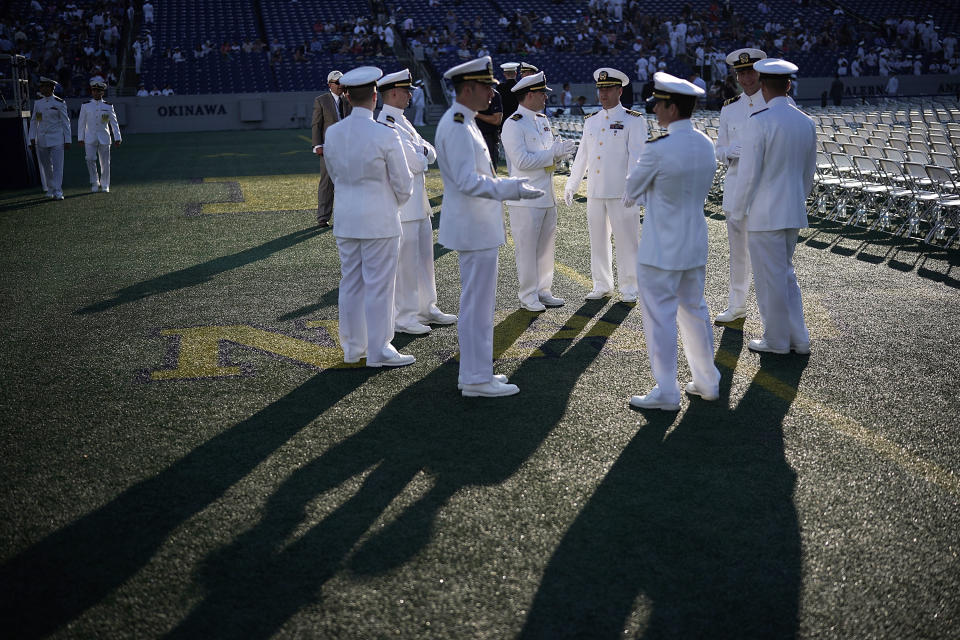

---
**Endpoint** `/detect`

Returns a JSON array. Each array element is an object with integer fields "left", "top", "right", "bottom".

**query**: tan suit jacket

[
  {"left": 311, "top": 91, "right": 351, "bottom": 221},
  {"left": 311, "top": 92, "right": 351, "bottom": 147}
]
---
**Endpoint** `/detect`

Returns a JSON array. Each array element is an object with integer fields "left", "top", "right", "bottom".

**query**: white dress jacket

[{"left": 325, "top": 106, "right": 414, "bottom": 239}]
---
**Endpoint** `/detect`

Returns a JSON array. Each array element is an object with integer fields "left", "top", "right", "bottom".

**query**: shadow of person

[
  {"left": 520, "top": 346, "right": 808, "bottom": 639},
  {"left": 75, "top": 227, "right": 322, "bottom": 314},
  {"left": 165, "top": 300, "right": 626, "bottom": 638},
  {"left": 0, "top": 365, "right": 380, "bottom": 640}
]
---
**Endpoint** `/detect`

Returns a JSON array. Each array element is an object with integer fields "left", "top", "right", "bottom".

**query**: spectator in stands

[
  {"left": 149, "top": 85, "right": 161, "bottom": 96},
  {"left": 162, "top": 84, "right": 174, "bottom": 96},
  {"left": 311, "top": 70, "right": 351, "bottom": 227},
  {"left": 136, "top": 84, "right": 148, "bottom": 97},
  {"left": 885, "top": 74, "right": 899, "bottom": 96},
  {"left": 570, "top": 96, "right": 587, "bottom": 115},
  {"left": 143, "top": 2, "right": 154, "bottom": 25},
  {"left": 830, "top": 74, "right": 843, "bottom": 106}
]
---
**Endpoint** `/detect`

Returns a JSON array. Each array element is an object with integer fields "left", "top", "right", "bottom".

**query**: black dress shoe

[{"left": 317, "top": 221, "right": 329, "bottom": 228}]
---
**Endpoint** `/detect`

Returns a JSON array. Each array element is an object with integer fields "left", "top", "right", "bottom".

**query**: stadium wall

[{"left": 62, "top": 75, "right": 959, "bottom": 134}]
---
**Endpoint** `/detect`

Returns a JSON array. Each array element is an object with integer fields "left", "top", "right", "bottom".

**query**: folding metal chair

[
  {"left": 874, "top": 158, "right": 916, "bottom": 231},
  {"left": 899, "top": 161, "right": 940, "bottom": 237},
  {"left": 828, "top": 153, "right": 865, "bottom": 222},
  {"left": 888, "top": 138, "right": 909, "bottom": 151},
  {"left": 922, "top": 165, "right": 960, "bottom": 246}
]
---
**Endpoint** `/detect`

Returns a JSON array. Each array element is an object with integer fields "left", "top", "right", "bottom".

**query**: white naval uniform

[
  {"left": 325, "top": 106, "right": 414, "bottom": 365},
  {"left": 567, "top": 102, "right": 647, "bottom": 297},
  {"left": 501, "top": 104, "right": 560, "bottom": 308},
  {"left": 436, "top": 103, "right": 529, "bottom": 385},
  {"left": 732, "top": 96, "right": 817, "bottom": 351},
  {"left": 28, "top": 95, "right": 71, "bottom": 196},
  {"left": 717, "top": 89, "right": 767, "bottom": 311},
  {"left": 376, "top": 103, "right": 443, "bottom": 328},
  {"left": 625, "top": 119, "right": 721, "bottom": 402},
  {"left": 77, "top": 98, "right": 122, "bottom": 190}
]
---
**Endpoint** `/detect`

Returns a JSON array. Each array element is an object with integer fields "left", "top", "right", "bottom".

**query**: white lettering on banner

[{"left": 157, "top": 104, "right": 228, "bottom": 117}]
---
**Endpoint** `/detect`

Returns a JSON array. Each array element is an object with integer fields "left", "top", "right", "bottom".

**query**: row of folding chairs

[{"left": 811, "top": 151, "right": 960, "bottom": 247}]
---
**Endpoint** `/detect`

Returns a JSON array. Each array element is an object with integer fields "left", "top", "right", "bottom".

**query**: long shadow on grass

[
  {"left": 521, "top": 329, "right": 806, "bottom": 639},
  {"left": 0, "top": 364, "right": 380, "bottom": 639},
  {"left": 74, "top": 226, "right": 323, "bottom": 314},
  {"left": 164, "top": 300, "right": 625, "bottom": 638}
]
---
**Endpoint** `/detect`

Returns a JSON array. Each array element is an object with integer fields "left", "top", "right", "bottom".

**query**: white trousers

[
  {"left": 509, "top": 205, "right": 557, "bottom": 306},
  {"left": 637, "top": 264, "right": 721, "bottom": 402},
  {"left": 587, "top": 197, "right": 639, "bottom": 297},
  {"left": 748, "top": 229, "right": 810, "bottom": 350},
  {"left": 413, "top": 105, "right": 426, "bottom": 126},
  {"left": 395, "top": 217, "right": 441, "bottom": 326},
  {"left": 457, "top": 247, "right": 499, "bottom": 385},
  {"left": 85, "top": 142, "right": 111, "bottom": 188},
  {"left": 725, "top": 214, "right": 752, "bottom": 309},
  {"left": 336, "top": 236, "right": 401, "bottom": 364},
  {"left": 37, "top": 144, "right": 64, "bottom": 194}
]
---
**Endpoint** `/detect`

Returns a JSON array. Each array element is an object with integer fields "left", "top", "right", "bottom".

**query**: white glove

[
  {"left": 622, "top": 194, "right": 636, "bottom": 208},
  {"left": 564, "top": 188, "right": 574, "bottom": 206},
  {"left": 553, "top": 139, "right": 577, "bottom": 159},
  {"left": 727, "top": 143, "right": 742, "bottom": 159},
  {"left": 519, "top": 182, "right": 546, "bottom": 200}
]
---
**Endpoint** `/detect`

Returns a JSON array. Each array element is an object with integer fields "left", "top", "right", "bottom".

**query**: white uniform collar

[
  {"left": 767, "top": 95, "right": 791, "bottom": 107},
  {"left": 602, "top": 102, "right": 625, "bottom": 115},
  {"left": 352, "top": 105, "right": 374, "bottom": 119},
  {"left": 380, "top": 103, "right": 406, "bottom": 118},
  {"left": 452, "top": 101, "right": 478, "bottom": 118},
  {"left": 666, "top": 119, "right": 694, "bottom": 133},
  {"left": 516, "top": 103, "right": 540, "bottom": 117}
]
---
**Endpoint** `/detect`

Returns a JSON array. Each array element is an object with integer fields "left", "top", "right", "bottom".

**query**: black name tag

[{"left": 609, "top": 123, "right": 624, "bottom": 130}]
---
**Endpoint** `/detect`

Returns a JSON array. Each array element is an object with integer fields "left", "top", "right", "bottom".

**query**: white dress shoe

[
  {"left": 715, "top": 307, "right": 747, "bottom": 323},
  {"left": 91, "top": 184, "right": 100, "bottom": 193},
  {"left": 421, "top": 310, "right": 457, "bottom": 325},
  {"left": 367, "top": 353, "right": 416, "bottom": 368},
  {"left": 629, "top": 388, "right": 681, "bottom": 411},
  {"left": 395, "top": 322, "right": 431, "bottom": 335},
  {"left": 791, "top": 342, "right": 811, "bottom": 355},
  {"left": 585, "top": 289, "right": 614, "bottom": 300},
  {"left": 461, "top": 379, "right": 520, "bottom": 397},
  {"left": 343, "top": 354, "right": 365, "bottom": 364},
  {"left": 748, "top": 339, "right": 789, "bottom": 354},
  {"left": 45, "top": 191, "right": 54, "bottom": 198},
  {"left": 102, "top": 186, "right": 110, "bottom": 193},
  {"left": 684, "top": 381, "right": 719, "bottom": 401},
  {"left": 521, "top": 300, "right": 547, "bottom": 312},
  {"left": 620, "top": 294, "right": 638, "bottom": 303},
  {"left": 458, "top": 374, "right": 507, "bottom": 390},
  {"left": 538, "top": 293, "right": 565, "bottom": 307},
  {"left": 55, "top": 193, "right": 64, "bottom": 200}
]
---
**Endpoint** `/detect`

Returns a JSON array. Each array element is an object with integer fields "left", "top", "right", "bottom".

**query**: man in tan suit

[{"left": 311, "top": 70, "right": 352, "bottom": 227}]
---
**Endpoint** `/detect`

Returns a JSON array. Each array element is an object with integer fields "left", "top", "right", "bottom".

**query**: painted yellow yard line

[{"left": 714, "top": 341, "right": 959, "bottom": 496}]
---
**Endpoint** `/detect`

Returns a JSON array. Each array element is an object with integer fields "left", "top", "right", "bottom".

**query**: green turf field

[{"left": 1, "top": 127, "right": 958, "bottom": 639}]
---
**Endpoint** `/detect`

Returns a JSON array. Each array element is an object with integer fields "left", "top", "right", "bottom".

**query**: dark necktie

[{"left": 337, "top": 97, "right": 344, "bottom": 120}]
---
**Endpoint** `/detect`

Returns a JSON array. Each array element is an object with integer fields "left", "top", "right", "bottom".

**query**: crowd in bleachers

[
  {"left": 2, "top": 0, "right": 134, "bottom": 97},
  {"left": 6, "top": 0, "right": 958, "bottom": 98}
]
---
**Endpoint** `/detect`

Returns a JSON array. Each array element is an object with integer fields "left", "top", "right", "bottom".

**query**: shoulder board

[
  {"left": 583, "top": 112, "right": 596, "bottom": 119},
  {"left": 648, "top": 134, "right": 669, "bottom": 143},
  {"left": 510, "top": 113, "right": 523, "bottom": 121},
  {"left": 54, "top": 96, "right": 64, "bottom": 102},
  {"left": 535, "top": 112, "right": 547, "bottom": 118},
  {"left": 453, "top": 112, "right": 465, "bottom": 123},
  {"left": 377, "top": 120, "right": 394, "bottom": 128},
  {"left": 385, "top": 114, "right": 395, "bottom": 123},
  {"left": 723, "top": 94, "right": 741, "bottom": 107},
  {"left": 750, "top": 108, "right": 769, "bottom": 117},
  {"left": 625, "top": 109, "right": 643, "bottom": 117}
]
